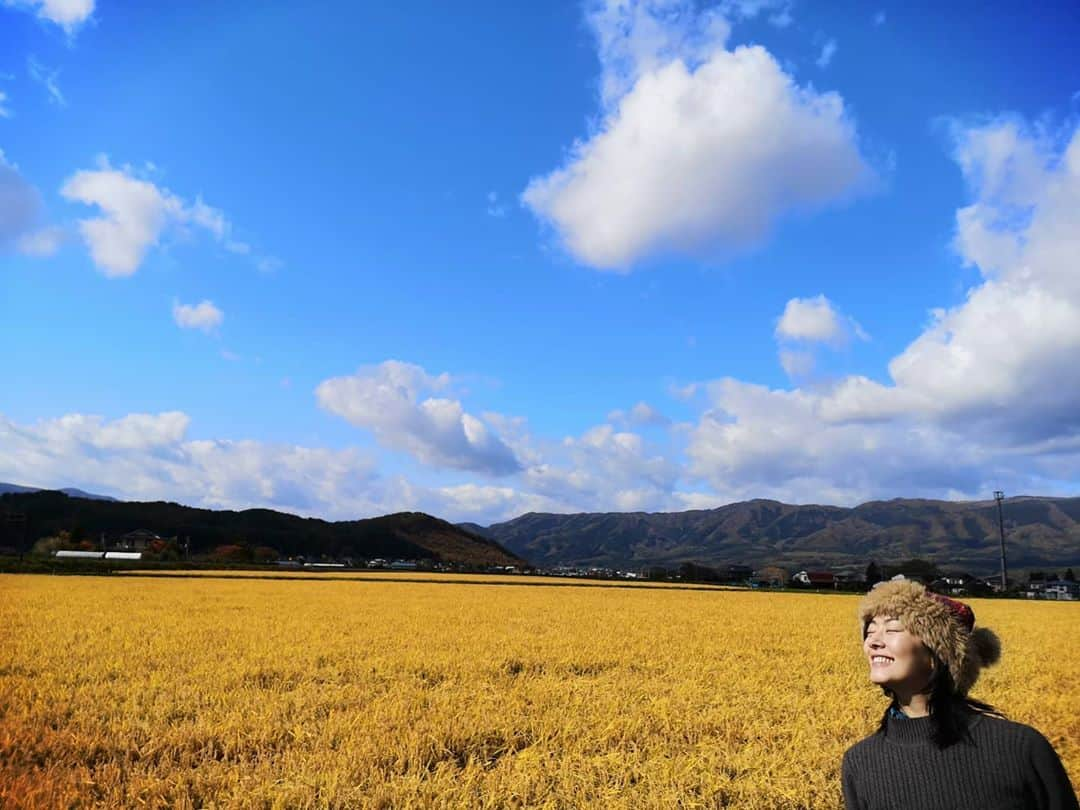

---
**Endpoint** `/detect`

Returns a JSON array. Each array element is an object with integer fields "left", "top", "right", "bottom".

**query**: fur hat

[{"left": 858, "top": 579, "right": 1002, "bottom": 696}]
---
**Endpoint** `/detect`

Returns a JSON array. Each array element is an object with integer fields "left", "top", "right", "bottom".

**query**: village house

[
  {"left": 792, "top": 570, "right": 836, "bottom": 588},
  {"left": 117, "top": 529, "right": 162, "bottom": 551},
  {"left": 1041, "top": 580, "right": 1079, "bottom": 601}
]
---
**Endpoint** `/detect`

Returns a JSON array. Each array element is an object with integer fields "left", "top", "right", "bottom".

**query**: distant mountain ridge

[
  {"left": 0, "top": 482, "right": 117, "bottom": 501},
  {"left": 473, "top": 496, "right": 1080, "bottom": 574},
  {"left": 5, "top": 483, "right": 1078, "bottom": 574},
  {"left": 0, "top": 490, "right": 523, "bottom": 567}
]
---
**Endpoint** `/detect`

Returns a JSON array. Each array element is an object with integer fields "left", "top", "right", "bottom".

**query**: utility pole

[{"left": 994, "top": 491, "right": 1007, "bottom": 593}]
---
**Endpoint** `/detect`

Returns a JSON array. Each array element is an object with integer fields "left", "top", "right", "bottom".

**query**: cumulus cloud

[
  {"left": 0, "top": 407, "right": 597, "bottom": 524},
  {"left": 774, "top": 295, "right": 867, "bottom": 380},
  {"left": 522, "top": 0, "right": 869, "bottom": 270},
  {"left": 172, "top": 299, "right": 224, "bottom": 333},
  {"left": 875, "top": 118, "right": 1080, "bottom": 436},
  {"left": 5, "top": 0, "right": 94, "bottom": 33},
  {"left": 0, "top": 410, "right": 397, "bottom": 519},
  {"left": 520, "top": 421, "right": 681, "bottom": 513},
  {"left": 316, "top": 360, "right": 523, "bottom": 476},
  {"left": 608, "top": 401, "right": 670, "bottom": 427},
  {"left": 686, "top": 115, "right": 1080, "bottom": 502},
  {"left": 775, "top": 295, "right": 866, "bottom": 345},
  {"left": 684, "top": 378, "right": 997, "bottom": 505},
  {"left": 777, "top": 349, "right": 815, "bottom": 379},
  {"left": 776, "top": 295, "right": 842, "bottom": 343},
  {"left": 425, "top": 483, "right": 567, "bottom": 523},
  {"left": 60, "top": 157, "right": 235, "bottom": 277},
  {"left": 318, "top": 363, "right": 683, "bottom": 514},
  {"left": 28, "top": 411, "right": 191, "bottom": 452}
]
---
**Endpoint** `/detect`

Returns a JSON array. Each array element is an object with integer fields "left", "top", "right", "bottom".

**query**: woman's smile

[{"left": 863, "top": 615, "right": 934, "bottom": 693}]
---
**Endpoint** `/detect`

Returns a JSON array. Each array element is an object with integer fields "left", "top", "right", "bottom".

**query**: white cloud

[
  {"left": 31, "top": 411, "right": 191, "bottom": 451},
  {"left": 774, "top": 295, "right": 867, "bottom": 379},
  {"left": 0, "top": 410, "right": 582, "bottom": 524},
  {"left": 5, "top": 0, "right": 93, "bottom": 33},
  {"left": 0, "top": 411, "right": 396, "bottom": 519},
  {"left": 426, "top": 483, "right": 566, "bottom": 523},
  {"left": 777, "top": 349, "right": 815, "bottom": 379},
  {"left": 27, "top": 56, "right": 65, "bottom": 106},
  {"left": 186, "top": 196, "right": 227, "bottom": 238},
  {"left": 60, "top": 157, "right": 235, "bottom": 277},
  {"left": 173, "top": 299, "right": 224, "bottom": 333},
  {"left": 608, "top": 401, "right": 670, "bottom": 427},
  {"left": 17, "top": 224, "right": 66, "bottom": 256},
  {"left": 669, "top": 381, "right": 699, "bottom": 401},
  {"left": 316, "top": 360, "right": 523, "bottom": 476},
  {"left": 775, "top": 295, "right": 843, "bottom": 343},
  {"left": 520, "top": 421, "right": 680, "bottom": 513},
  {"left": 319, "top": 363, "right": 683, "bottom": 514},
  {"left": 522, "top": 0, "right": 869, "bottom": 270},
  {"left": 684, "top": 378, "right": 998, "bottom": 506},
  {"left": 775, "top": 294, "right": 866, "bottom": 345},
  {"left": 816, "top": 38, "right": 837, "bottom": 69},
  {"left": 852, "top": 117, "right": 1080, "bottom": 438},
  {"left": 0, "top": 89, "right": 11, "bottom": 118},
  {"left": 685, "top": 115, "right": 1080, "bottom": 503}
]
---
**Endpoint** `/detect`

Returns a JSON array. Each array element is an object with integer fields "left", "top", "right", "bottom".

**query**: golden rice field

[{"left": 0, "top": 572, "right": 1076, "bottom": 809}]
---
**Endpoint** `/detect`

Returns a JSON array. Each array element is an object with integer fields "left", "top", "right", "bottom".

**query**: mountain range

[
  {"left": 3, "top": 483, "right": 1078, "bottom": 574},
  {"left": 0, "top": 482, "right": 117, "bottom": 501},
  {"left": 471, "top": 497, "right": 1080, "bottom": 574},
  {"left": 0, "top": 488, "right": 523, "bottom": 567}
]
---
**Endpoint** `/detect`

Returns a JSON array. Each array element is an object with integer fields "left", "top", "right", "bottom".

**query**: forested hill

[
  {"left": 0, "top": 490, "right": 525, "bottom": 566},
  {"left": 477, "top": 496, "right": 1080, "bottom": 573}
]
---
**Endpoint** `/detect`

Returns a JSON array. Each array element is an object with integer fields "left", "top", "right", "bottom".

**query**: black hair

[{"left": 875, "top": 649, "right": 1004, "bottom": 748}]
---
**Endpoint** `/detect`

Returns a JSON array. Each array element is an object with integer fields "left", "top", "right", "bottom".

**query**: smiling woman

[{"left": 842, "top": 579, "right": 1078, "bottom": 810}]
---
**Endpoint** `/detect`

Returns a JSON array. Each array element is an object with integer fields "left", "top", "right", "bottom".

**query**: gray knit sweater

[{"left": 842, "top": 712, "right": 1079, "bottom": 810}]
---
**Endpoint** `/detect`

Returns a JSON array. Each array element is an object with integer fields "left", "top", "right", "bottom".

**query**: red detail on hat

[{"left": 928, "top": 591, "right": 975, "bottom": 631}]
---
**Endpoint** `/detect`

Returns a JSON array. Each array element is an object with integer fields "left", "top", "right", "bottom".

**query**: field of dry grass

[{"left": 1, "top": 572, "right": 1076, "bottom": 808}]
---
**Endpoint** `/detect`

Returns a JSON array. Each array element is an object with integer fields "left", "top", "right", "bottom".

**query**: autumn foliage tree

[
  {"left": 253, "top": 546, "right": 279, "bottom": 563},
  {"left": 211, "top": 544, "right": 250, "bottom": 563}
]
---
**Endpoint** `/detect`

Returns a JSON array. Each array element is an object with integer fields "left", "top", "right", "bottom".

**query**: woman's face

[{"left": 863, "top": 614, "right": 935, "bottom": 693}]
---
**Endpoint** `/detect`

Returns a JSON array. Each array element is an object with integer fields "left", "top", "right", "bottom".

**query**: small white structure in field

[
  {"left": 55, "top": 550, "right": 105, "bottom": 559},
  {"left": 104, "top": 551, "right": 142, "bottom": 560}
]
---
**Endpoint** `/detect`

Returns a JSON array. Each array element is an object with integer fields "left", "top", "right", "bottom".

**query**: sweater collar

[
  {"left": 884, "top": 713, "right": 935, "bottom": 746},
  {"left": 883, "top": 709, "right": 985, "bottom": 746}
]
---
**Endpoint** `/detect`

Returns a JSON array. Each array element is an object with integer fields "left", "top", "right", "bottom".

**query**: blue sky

[{"left": 3, "top": 0, "right": 1080, "bottom": 523}]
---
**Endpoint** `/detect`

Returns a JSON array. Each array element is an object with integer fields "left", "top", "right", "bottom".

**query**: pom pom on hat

[{"left": 970, "top": 627, "right": 1002, "bottom": 667}]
